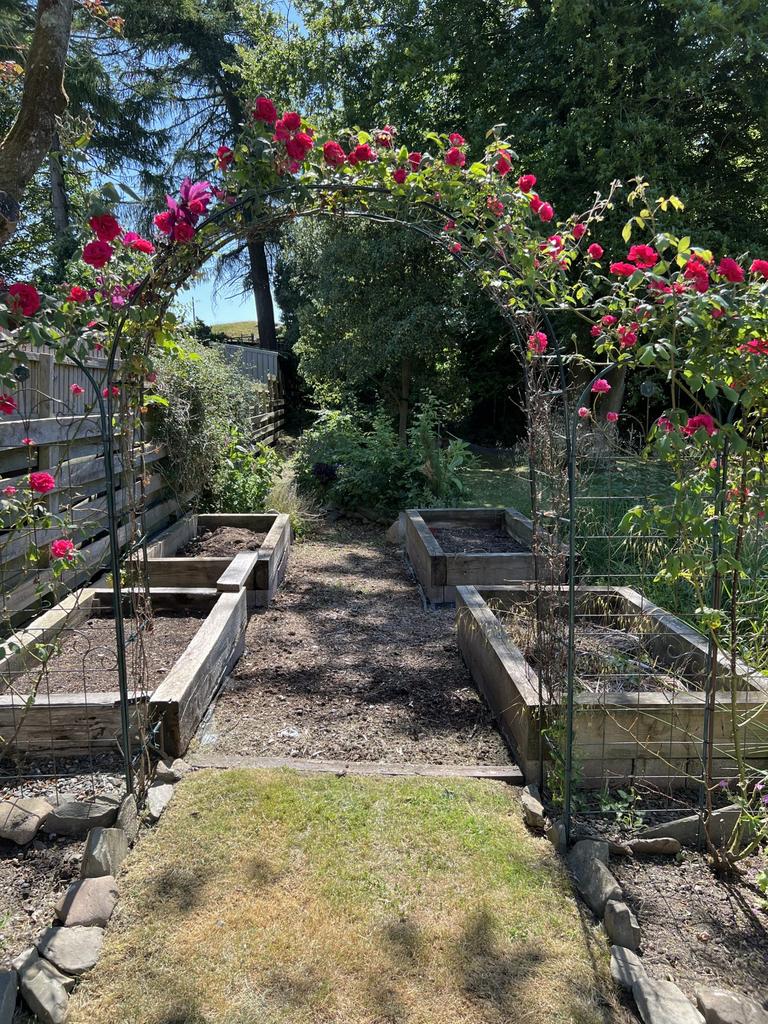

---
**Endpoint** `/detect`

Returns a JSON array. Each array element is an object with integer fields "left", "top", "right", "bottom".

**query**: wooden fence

[{"left": 214, "top": 343, "right": 285, "bottom": 443}]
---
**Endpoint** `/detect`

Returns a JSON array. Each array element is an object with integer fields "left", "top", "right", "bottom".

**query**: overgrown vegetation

[
  {"left": 294, "top": 401, "right": 476, "bottom": 520},
  {"left": 152, "top": 342, "right": 282, "bottom": 512}
]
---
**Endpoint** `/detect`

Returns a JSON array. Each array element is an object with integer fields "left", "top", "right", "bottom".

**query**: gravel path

[{"left": 196, "top": 521, "right": 512, "bottom": 765}]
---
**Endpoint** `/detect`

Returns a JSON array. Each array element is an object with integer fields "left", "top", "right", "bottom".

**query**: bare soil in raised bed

[
  {"left": 197, "top": 520, "right": 512, "bottom": 765},
  {"left": 4, "top": 612, "right": 207, "bottom": 694},
  {"left": 431, "top": 525, "right": 527, "bottom": 554},
  {"left": 181, "top": 526, "right": 267, "bottom": 557}
]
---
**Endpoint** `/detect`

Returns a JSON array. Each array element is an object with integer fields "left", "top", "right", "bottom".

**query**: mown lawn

[{"left": 68, "top": 770, "right": 615, "bottom": 1024}]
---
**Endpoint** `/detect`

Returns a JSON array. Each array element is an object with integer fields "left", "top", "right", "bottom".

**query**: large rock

[
  {"left": 604, "top": 900, "right": 641, "bottom": 950},
  {"left": 19, "top": 958, "right": 71, "bottom": 1024},
  {"left": 696, "top": 988, "right": 768, "bottom": 1024},
  {"left": 146, "top": 782, "right": 174, "bottom": 821},
  {"left": 37, "top": 925, "right": 104, "bottom": 976},
  {"left": 610, "top": 945, "right": 645, "bottom": 990},
  {"left": 633, "top": 978, "right": 705, "bottom": 1024},
  {"left": 640, "top": 806, "right": 740, "bottom": 847},
  {"left": 81, "top": 827, "right": 128, "bottom": 878},
  {"left": 547, "top": 818, "right": 567, "bottom": 854},
  {"left": 567, "top": 840, "right": 621, "bottom": 915},
  {"left": 155, "top": 758, "right": 189, "bottom": 784},
  {"left": 0, "top": 970, "right": 17, "bottom": 1024},
  {"left": 11, "top": 947, "right": 38, "bottom": 974},
  {"left": 116, "top": 793, "right": 139, "bottom": 845},
  {"left": 629, "top": 837, "right": 682, "bottom": 856},
  {"left": 0, "top": 797, "right": 54, "bottom": 845},
  {"left": 43, "top": 797, "right": 119, "bottom": 836},
  {"left": 521, "top": 785, "right": 547, "bottom": 831},
  {"left": 55, "top": 876, "right": 118, "bottom": 927}
]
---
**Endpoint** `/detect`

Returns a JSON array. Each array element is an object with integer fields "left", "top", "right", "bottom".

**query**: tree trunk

[
  {"left": 247, "top": 237, "right": 277, "bottom": 350},
  {"left": 49, "top": 134, "right": 69, "bottom": 236},
  {"left": 398, "top": 356, "right": 412, "bottom": 442},
  {"left": 0, "top": 0, "right": 74, "bottom": 246}
]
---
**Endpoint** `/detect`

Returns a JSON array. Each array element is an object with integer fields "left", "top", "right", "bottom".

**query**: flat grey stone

[
  {"left": 610, "top": 945, "right": 645, "bottom": 990},
  {"left": 604, "top": 900, "right": 641, "bottom": 950},
  {"left": 146, "top": 782, "right": 174, "bottom": 821},
  {"left": 37, "top": 925, "right": 104, "bottom": 976},
  {"left": 696, "top": 988, "right": 768, "bottom": 1024},
  {"left": 42, "top": 797, "right": 119, "bottom": 836},
  {"left": 19, "top": 956, "right": 71, "bottom": 1024},
  {"left": 633, "top": 978, "right": 705, "bottom": 1024},
  {"left": 0, "top": 970, "right": 17, "bottom": 1024},
  {"left": 116, "top": 793, "right": 139, "bottom": 844},
  {"left": 629, "top": 837, "right": 682, "bottom": 856},
  {"left": 11, "top": 947, "right": 39, "bottom": 974},
  {"left": 55, "top": 876, "right": 118, "bottom": 927},
  {"left": 521, "top": 784, "right": 547, "bottom": 830},
  {"left": 0, "top": 797, "right": 54, "bottom": 845},
  {"left": 567, "top": 840, "right": 620, "bottom": 915},
  {"left": 155, "top": 758, "right": 189, "bottom": 784},
  {"left": 547, "top": 818, "right": 566, "bottom": 854},
  {"left": 81, "top": 827, "right": 128, "bottom": 878},
  {"left": 640, "top": 806, "right": 740, "bottom": 847}
]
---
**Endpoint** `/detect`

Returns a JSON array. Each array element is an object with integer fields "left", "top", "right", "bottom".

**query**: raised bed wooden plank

[
  {"left": 146, "top": 557, "right": 230, "bottom": 588},
  {"left": 150, "top": 589, "right": 247, "bottom": 757},
  {"left": 189, "top": 753, "right": 524, "bottom": 782},
  {"left": 0, "top": 692, "right": 146, "bottom": 756},
  {"left": 251, "top": 513, "right": 292, "bottom": 605}
]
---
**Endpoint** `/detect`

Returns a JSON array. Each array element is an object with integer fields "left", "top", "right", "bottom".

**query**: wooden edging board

[
  {"left": 455, "top": 583, "right": 768, "bottom": 788},
  {"left": 404, "top": 507, "right": 545, "bottom": 606},
  {"left": 146, "top": 512, "right": 292, "bottom": 607}
]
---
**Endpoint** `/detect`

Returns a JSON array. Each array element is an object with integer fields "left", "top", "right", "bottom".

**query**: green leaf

[{"left": 622, "top": 221, "right": 632, "bottom": 243}]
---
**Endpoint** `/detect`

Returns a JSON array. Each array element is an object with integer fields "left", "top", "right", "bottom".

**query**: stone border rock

[
  {"left": 0, "top": 757, "right": 188, "bottom": 1024},
  {"left": 520, "top": 785, "right": 767, "bottom": 1024}
]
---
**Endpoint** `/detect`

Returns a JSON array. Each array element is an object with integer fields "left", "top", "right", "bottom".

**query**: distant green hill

[{"left": 211, "top": 320, "right": 259, "bottom": 339}]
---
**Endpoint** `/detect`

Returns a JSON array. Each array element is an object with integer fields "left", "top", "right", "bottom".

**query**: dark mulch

[
  {"left": 431, "top": 525, "right": 527, "bottom": 554},
  {"left": 198, "top": 521, "right": 512, "bottom": 765},
  {"left": 4, "top": 613, "right": 206, "bottom": 694},
  {"left": 612, "top": 852, "right": 768, "bottom": 1007},
  {"left": 180, "top": 526, "right": 267, "bottom": 557}
]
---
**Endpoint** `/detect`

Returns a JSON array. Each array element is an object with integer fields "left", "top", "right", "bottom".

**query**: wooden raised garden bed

[
  {"left": 146, "top": 512, "right": 292, "bottom": 608},
  {"left": 0, "top": 584, "right": 246, "bottom": 759},
  {"left": 405, "top": 507, "right": 547, "bottom": 606},
  {"left": 456, "top": 584, "right": 768, "bottom": 787}
]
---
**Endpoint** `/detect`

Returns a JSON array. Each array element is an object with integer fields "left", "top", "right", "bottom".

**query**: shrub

[
  {"left": 294, "top": 402, "right": 475, "bottom": 519},
  {"left": 152, "top": 341, "right": 281, "bottom": 510}
]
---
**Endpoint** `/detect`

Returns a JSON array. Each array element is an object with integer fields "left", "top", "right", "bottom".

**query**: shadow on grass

[
  {"left": 150, "top": 863, "right": 213, "bottom": 913},
  {"left": 454, "top": 905, "right": 543, "bottom": 1008}
]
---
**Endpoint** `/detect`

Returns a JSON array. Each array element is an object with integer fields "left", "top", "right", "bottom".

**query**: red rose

[
  {"left": 448, "top": 132, "right": 465, "bottom": 146},
  {"left": 445, "top": 147, "right": 466, "bottom": 168},
  {"left": 281, "top": 111, "right": 301, "bottom": 131},
  {"left": 627, "top": 244, "right": 659, "bottom": 269},
  {"left": 153, "top": 211, "right": 174, "bottom": 236},
  {"left": 518, "top": 173, "right": 536, "bottom": 193},
  {"left": 495, "top": 151, "right": 512, "bottom": 176},
  {"left": 172, "top": 221, "right": 195, "bottom": 243},
  {"left": 749, "top": 259, "right": 768, "bottom": 279},
  {"left": 527, "top": 331, "right": 547, "bottom": 354},
  {"left": 538, "top": 202, "right": 554, "bottom": 223},
  {"left": 601, "top": 315, "right": 617, "bottom": 326},
  {"left": 408, "top": 151, "right": 422, "bottom": 171},
  {"left": 610, "top": 261, "right": 637, "bottom": 277},
  {"left": 82, "top": 240, "right": 113, "bottom": 268},
  {"left": 450, "top": 241, "right": 462, "bottom": 254},
  {"left": 682, "top": 413, "right": 716, "bottom": 437},
  {"left": 70, "top": 383, "right": 85, "bottom": 395},
  {"left": 572, "top": 223, "right": 586, "bottom": 240},
  {"left": 349, "top": 142, "right": 375, "bottom": 164},
  {"left": 122, "top": 232, "right": 155, "bottom": 255},
  {"left": 587, "top": 243, "right": 604, "bottom": 260},
  {"left": 285, "top": 131, "right": 313, "bottom": 161},
  {"left": 216, "top": 145, "right": 234, "bottom": 170},
  {"left": 590, "top": 325, "right": 601, "bottom": 338},
  {"left": 684, "top": 256, "right": 710, "bottom": 293},
  {"left": 392, "top": 166, "right": 408, "bottom": 184},
  {"left": 716, "top": 257, "right": 744, "bottom": 283},
  {"left": 529, "top": 194, "right": 543, "bottom": 214},
  {"left": 375, "top": 125, "right": 395, "bottom": 148},
  {"left": 88, "top": 214, "right": 122, "bottom": 242},
  {"left": 8, "top": 282, "right": 41, "bottom": 316},
  {"left": 67, "top": 285, "right": 89, "bottom": 303},
  {"left": 253, "top": 96, "right": 278, "bottom": 124},
  {"left": 323, "top": 140, "right": 346, "bottom": 167},
  {"left": 28, "top": 471, "right": 55, "bottom": 494},
  {"left": 0, "top": 394, "right": 17, "bottom": 415}
]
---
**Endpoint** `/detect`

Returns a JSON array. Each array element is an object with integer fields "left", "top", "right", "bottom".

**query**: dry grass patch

[{"left": 68, "top": 770, "right": 616, "bottom": 1024}]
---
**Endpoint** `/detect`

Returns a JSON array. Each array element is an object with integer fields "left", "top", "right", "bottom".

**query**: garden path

[{"left": 191, "top": 520, "right": 515, "bottom": 768}]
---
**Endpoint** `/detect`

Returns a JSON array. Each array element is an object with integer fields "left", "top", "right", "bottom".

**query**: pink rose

[
  {"left": 749, "top": 259, "right": 768, "bottom": 279},
  {"left": 2, "top": 485, "right": 18, "bottom": 497},
  {"left": 28, "top": 471, "right": 55, "bottom": 494},
  {"left": 527, "top": 331, "right": 547, "bottom": 354},
  {"left": 50, "top": 538, "right": 76, "bottom": 560},
  {"left": 445, "top": 147, "right": 466, "bottom": 168},
  {"left": 606, "top": 412, "right": 619, "bottom": 423},
  {"left": 572, "top": 223, "right": 587, "bottom": 240},
  {"left": 578, "top": 406, "right": 590, "bottom": 419},
  {"left": 448, "top": 132, "right": 465, "bottom": 146},
  {"left": 591, "top": 378, "right": 611, "bottom": 394},
  {"left": 587, "top": 243, "right": 604, "bottom": 260},
  {"left": 122, "top": 232, "right": 155, "bottom": 254},
  {"left": 538, "top": 202, "right": 554, "bottom": 223},
  {"left": 610, "top": 261, "right": 637, "bottom": 277},
  {"left": 70, "top": 384, "right": 85, "bottom": 395},
  {"left": 518, "top": 173, "right": 536, "bottom": 193}
]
